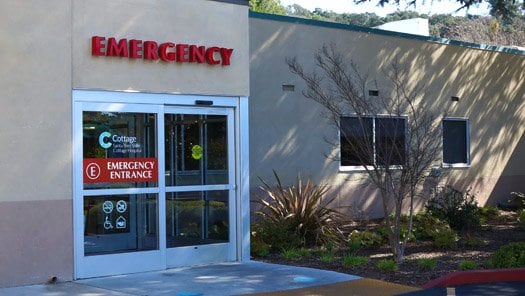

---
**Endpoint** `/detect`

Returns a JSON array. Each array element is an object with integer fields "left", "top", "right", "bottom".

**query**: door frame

[{"left": 72, "top": 90, "right": 250, "bottom": 279}]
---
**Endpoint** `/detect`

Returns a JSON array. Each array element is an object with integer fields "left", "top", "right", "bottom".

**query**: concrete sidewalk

[{"left": 0, "top": 261, "right": 377, "bottom": 296}]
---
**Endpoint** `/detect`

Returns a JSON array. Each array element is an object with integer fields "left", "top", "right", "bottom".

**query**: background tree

[
  {"left": 283, "top": 4, "right": 524, "bottom": 47},
  {"left": 287, "top": 45, "right": 442, "bottom": 263},
  {"left": 249, "top": 0, "right": 286, "bottom": 15},
  {"left": 431, "top": 15, "right": 525, "bottom": 46},
  {"left": 489, "top": 0, "right": 523, "bottom": 21},
  {"left": 355, "top": 0, "right": 524, "bottom": 19}
]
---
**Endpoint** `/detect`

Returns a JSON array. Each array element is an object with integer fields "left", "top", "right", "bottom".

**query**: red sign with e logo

[{"left": 83, "top": 158, "right": 158, "bottom": 183}]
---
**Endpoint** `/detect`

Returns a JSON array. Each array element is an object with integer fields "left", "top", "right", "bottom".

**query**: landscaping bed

[{"left": 254, "top": 210, "right": 525, "bottom": 287}]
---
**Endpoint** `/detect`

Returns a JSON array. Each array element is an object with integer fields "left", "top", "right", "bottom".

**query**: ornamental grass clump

[
  {"left": 376, "top": 259, "right": 398, "bottom": 272},
  {"left": 417, "top": 258, "right": 437, "bottom": 270},
  {"left": 255, "top": 170, "right": 344, "bottom": 248},
  {"left": 342, "top": 254, "right": 369, "bottom": 268}
]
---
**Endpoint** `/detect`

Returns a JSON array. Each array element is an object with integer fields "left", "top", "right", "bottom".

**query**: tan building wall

[
  {"left": 0, "top": 0, "right": 73, "bottom": 287},
  {"left": 0, "top": 0, "right": 248, "bottom": 287},
  {"left": 249, "top": 14, "right": 525, "bottom": 218},
  {"left": 72, "top": 0, "right": 249, "bottom": 96}
]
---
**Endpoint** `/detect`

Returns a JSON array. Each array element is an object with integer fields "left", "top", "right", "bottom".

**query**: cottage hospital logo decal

[
  {"left": 98, "top": 131, "right": 112, "bottom": 148},
  {"left": 98, "top": 132, "right": 140, "bottom": 153},
  {"left": 83, "top": 132, "right": 158, "bottom": 184}
]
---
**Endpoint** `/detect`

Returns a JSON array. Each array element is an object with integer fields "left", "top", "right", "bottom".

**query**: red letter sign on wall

[
  {"left": 91, "top": 36, "right": 234, "bottom": 66},
  {"left": 83, "top": 158, "right": 158, "bottom": 183}
]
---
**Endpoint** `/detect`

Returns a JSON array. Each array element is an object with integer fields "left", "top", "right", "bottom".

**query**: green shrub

[
  {"left": 479, "top": 205, "right": 499, "bottom": 224},
  {"left": 376, "top": 259, "right": 398, "bottom": 272},
  {"left": 281, "top": 248, "right": 310, "bottom": 260},
  {"left": 250, "top": 229, "right": 271, "bottom": 257},
  {"left": 347, "top": 239, "right": 362, "bottom": 253},
  {"left": 417, "top": 258, "right": 437, "bottom": 270},
  {"left": 432, "top": 226, "right": 459, "bottom": 249},
  {"left": 375, "top": 224, "right": 415, "bottom": 246},
  {"left": 508, "top": 192, "right": 525, "bottom": 210},
  {"left": 252, "top": 220, "right": 302, "bottom": 252},
  {"left": 413, "top": 212, "right": 450, "bottom": 240},
  {"left": 255, "top": 171, "right": 344, "bottom": 247},
  {"left": 459, "top": 260, "right": 478, "bottom": 270},
  {"left": 518, "top": 209, "right": 525, "bottom": 231},
  {"left": 489, "top": 242, "right": 525, "bottom": 268},
  {"left": 426, "top": 186, "right": 481, "bottom": 233},
  {"left": 347, "top": 230, "right": 385, "bottom": 249},
  {"left": 342, "top": 255, "right": 369, "bottom": 268},
  {"left": 462, "top": 238, "right": 484, "bottom": 248}
]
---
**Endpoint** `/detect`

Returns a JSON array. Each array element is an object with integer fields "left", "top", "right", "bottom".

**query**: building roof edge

[
  {"left": 210, "top": 0, "right": 249, "bottom": 6},
  {"left": 249, "top": 11, "right": 525, "bottom": 57}
]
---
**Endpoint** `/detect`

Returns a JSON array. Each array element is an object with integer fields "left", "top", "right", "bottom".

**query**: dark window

[
  {"left": 376, "top": 118, "right": 406, "bottom": 166},
  {"left": 443, "top": 119, "right": 469, "bottom": 165},
  {"left": 340, "top": 117, "right": 373, "bottom": 166},
  {"left": 340, "top": 116, "right": 406, "bottom": 167}
]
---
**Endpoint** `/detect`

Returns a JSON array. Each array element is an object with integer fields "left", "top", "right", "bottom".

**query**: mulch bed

[{"left": 255, "top": 210, "right": 525, "bottom": 287}]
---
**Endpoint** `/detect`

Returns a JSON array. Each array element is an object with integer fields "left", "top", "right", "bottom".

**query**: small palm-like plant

[{"left": 255, "top": 170, "right": 343, "bottom": 247}]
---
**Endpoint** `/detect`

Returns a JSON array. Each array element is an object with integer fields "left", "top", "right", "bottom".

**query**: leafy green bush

[
  {"left": 376, "top": 259, "right": 398, "bottom": 272},
  {"left": 417, "top": 258, "right": 437, "bottom": 270},
  {"left": 426, "top": 186, "right": 481, "bottom": 233},
  {"left": 347, "top": 239, "right": 362, "bottom": 253},
  {"left": 462, "top": 238, "right": 484, "bottom": 248},
  {"left": 508, "top": 192, "right": 525, "bottom": 210},
  {"left": 250, "top": 228, "right": 271, "bottom": 257},
  {"left": 459, "top": 260, "right": 477, "bottom": 270},
  {"left": 413, "top": 212, "right": 450, "bottom": 240},
  {"left": 518, "top": 209, "right": 525, "bottom": 231},
  {"left": 281, "top": 248, "right": 310, "bottom": 260},
  {"left": 432, "top": 225, "right": 459, "bottom": 249},
  {"left": 479, "top": 205, "right": 499, "bottom": 224},
  {"left": 347, "top": 230, "right": 385, "bottom": 249},
  {"left": 489, "top": 242, "right": 525, "bottom": 268},
  {"left": 376, "top": 223, "right": 415, "bottom": 245},
  {"left": 255, "top": 171, "right": 344, "bottom": 247},
  {"left": 252, "top": 219, "right": 302, "bottom": 252},
  {"left": 342, "top": 255, "right": 369, "bottom": 268}
]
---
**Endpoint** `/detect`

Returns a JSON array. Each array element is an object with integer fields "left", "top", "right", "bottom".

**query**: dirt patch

[{"left": 255, "top": 210, "right": 525, "bottom": 287}]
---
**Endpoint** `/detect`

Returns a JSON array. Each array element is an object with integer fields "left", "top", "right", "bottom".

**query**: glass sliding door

[
  {"left": 74, "top": 94, "right": 239, "bottom": 279},
  {"left": 164, "top": 108, "right": 236, "bottom": 267},
  {"left": 75, "top": 103, "right": 163, "bottom": 278}
]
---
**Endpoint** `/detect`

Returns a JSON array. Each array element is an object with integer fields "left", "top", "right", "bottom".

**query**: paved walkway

[
  {"left": 1, "top": 261, "right": 377, "bottom": 296},
  {"left": 2, "top": 261, "right": 523, "bottom": 295}
]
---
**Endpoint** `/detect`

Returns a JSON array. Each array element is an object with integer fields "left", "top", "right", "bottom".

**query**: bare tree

[{"left": 286, "top": 44, "right": 442, "bottom": 263}]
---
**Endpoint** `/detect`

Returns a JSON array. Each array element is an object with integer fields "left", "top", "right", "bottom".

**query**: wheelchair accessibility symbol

[{"left": 103, "top": 216, "right": 113, "bottom": 230}]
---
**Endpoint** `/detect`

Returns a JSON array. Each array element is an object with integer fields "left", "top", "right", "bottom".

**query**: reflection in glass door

[{"left": 164, "top": 109, "right": 235, "bottom": 266}]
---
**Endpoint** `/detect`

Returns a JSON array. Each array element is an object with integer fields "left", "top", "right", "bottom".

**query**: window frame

[
  {"left": 442, "top": 117, "right": 470, "bottom": 168},
  {"left": 339, "top": 114, "right": 408, "bottom": 172}
]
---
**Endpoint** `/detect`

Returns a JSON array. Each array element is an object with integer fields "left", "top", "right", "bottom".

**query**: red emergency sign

[{"left": 83, "top": 158, "right": 158, "bottom": 183}]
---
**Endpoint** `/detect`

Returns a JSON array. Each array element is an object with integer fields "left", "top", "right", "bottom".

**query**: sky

[{"left": 280, "top": 0, "right": 491, "bottom": 17}]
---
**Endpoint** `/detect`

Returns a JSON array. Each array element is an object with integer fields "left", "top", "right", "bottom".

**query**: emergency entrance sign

[{"left": 84, "top": 158, "right": 158, "bottom": 183}]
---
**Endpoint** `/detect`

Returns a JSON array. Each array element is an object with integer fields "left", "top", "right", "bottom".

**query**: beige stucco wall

[
  {"left": 0, "top": 0, "right": 72, "bottom": 203},
  {"left": 249, "top": 15, "right": 525, "bottom": 217},
  {"left": 72, "top": 0, "right": 249, "bottom": 96},
  {"left": 0, "top": 0, "right": 73, "bottom": 287},
  {"left": 0, "top": 0, "right": 248, "bottom": 287}
]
